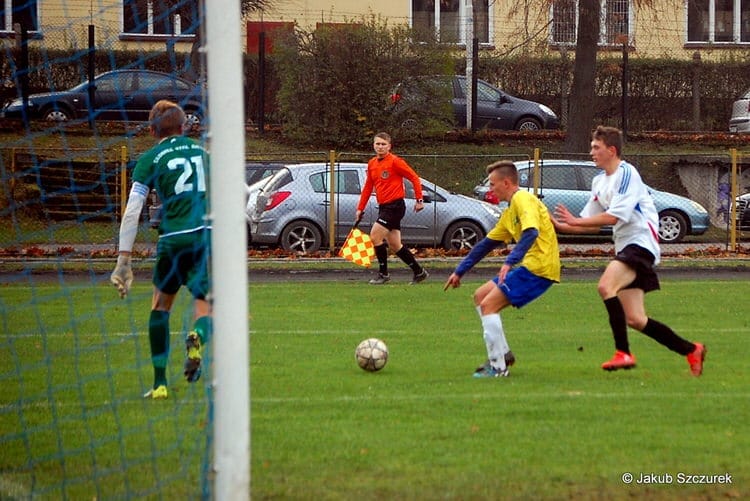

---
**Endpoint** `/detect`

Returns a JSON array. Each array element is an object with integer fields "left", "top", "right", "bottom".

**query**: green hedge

[
  {"left": 475, "top": 55, "right": 750, "bottom": 131},
  {"left": 3, "top": 47, "right": 749, "bottom": 133}
]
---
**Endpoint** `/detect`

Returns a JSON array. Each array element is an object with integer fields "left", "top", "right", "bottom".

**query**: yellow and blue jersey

[{"left": 488, "top": 190, "right": 560, "bottom": 282}]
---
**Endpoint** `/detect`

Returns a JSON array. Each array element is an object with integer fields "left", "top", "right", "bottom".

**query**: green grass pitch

[{"left": 1, "top": 275, "right": 748, "bottom": 499}]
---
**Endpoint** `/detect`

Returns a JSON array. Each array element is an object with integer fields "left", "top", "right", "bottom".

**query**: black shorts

[
  {"left": 376, "top": 199, "right": 406, "bottom": 231},
  {"left": 614, "top": 244, "right": 660, "bottom": 293}
]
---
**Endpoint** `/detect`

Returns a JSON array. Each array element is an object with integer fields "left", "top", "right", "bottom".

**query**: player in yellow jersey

[{"left": 445, "top": 160, "right": 560, "bottom": 377}]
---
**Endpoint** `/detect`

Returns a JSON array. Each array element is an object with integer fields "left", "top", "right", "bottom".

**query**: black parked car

[
  {"left": 389, "top": 75, "right": 559, "bottom": 131},
  {"left": 1, "top": 69, "right": 204, "bottom": 126}
]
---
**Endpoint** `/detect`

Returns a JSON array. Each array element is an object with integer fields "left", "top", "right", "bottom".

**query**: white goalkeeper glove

[{"left": 111, "top": 254, "right": 133, "bottom": 299}]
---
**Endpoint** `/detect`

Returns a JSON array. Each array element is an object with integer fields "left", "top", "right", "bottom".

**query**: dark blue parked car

[
  {"left": 1, "top": 69, "right": 204, "bottom": 126},
  {"left": 389, "top": 75, "right": 560, "bottom": 131}
]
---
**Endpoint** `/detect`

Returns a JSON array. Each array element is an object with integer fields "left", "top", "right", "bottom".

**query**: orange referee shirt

[{"left": 357, "top": 152, "right": 423, "bottom": 211}]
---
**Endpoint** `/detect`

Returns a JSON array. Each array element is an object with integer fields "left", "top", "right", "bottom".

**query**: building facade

[{"left": 1, "top": 1, "right": 749, "bottom": 60}]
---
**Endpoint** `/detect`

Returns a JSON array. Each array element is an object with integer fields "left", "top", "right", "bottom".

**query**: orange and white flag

[{"left": 338, "top": 228, "right": 375, "bottom": 267}]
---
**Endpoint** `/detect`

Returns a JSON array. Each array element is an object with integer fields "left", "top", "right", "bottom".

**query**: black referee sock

[
  {"left": 603, "top": 297, "right": 630, "bottom": 353},
  {"left": 375, "top": 243, "right": 389, "bottom": 276},
  {"left": 640, "top": 318, "right": 695, "bottom": 355},
  {"left": 395, "top": 246, "right": 422, "bottom": 274}
]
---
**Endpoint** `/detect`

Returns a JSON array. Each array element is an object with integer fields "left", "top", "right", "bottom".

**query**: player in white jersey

[
  {"left": 583, "top": 160, "right": 661, "bottom": 262},
  {"left": 552, "top": 126, "right": 705, "bottom": 376}
]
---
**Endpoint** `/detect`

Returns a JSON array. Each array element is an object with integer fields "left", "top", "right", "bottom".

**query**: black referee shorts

[{"left": 376, "top": 199, "right": 406, "bottom": 231}]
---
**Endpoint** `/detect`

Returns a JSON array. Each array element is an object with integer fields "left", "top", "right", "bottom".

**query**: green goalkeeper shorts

[{"left": 153, "top": 229, "right": 210, "bottom": 299}]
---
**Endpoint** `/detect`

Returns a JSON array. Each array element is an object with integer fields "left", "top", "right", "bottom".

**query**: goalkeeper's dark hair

[
  {"left": 486, "top": 160, "right": 518, "bottom": 184},
  {"left": 149, "top": 100, "right": 186, "bottom": 137}
]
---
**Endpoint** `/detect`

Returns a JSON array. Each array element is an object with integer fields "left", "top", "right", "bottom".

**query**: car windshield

[
  {"left": 246, "top": 164, "right": 284, "bottom": 185},
  {"left": 455, "top": 77, "right": 503, "bottom": 102},
  {"left": 397, "top": 77, "right": 452, "bottom": 103},
  {"left": 264, "top": 167, "right": 294, "bottom": 192},
  {"left": 68, "top": 80, "right": 93, "bottom": 92},
  {"left": 247, "top": 177, "right": 274, "bottom": 193}
]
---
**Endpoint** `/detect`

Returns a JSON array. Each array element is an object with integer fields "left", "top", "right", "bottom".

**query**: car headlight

[
  {"left": 538, "top": 104, "right": 556, "bottom": 117},
  {"left": 481, "top": 203, "right": 503, "bottom": 218},
  {"left": 690, "top": 201, "right": 707, "bottom": 214},
  {"left": 5, "top": 98, "right": 23, "bottom": 109}
]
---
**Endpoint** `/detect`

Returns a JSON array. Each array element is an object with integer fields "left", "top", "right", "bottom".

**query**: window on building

[
  {"left": 688, "top": 0, "right": 750, "bottom": 43},
  {"left": 550, "top": 0, "right": 633, "bottom": 46},
  {"left": 552, "top": 0, "right": 577, "bottom": 44},
  {"left": 122, "top": 0, "right": 198, "bottom": 37},
  {"left": 411, "top": 0, "right": 490, "bottom": 45},
  {"left": 1, "top": 0, "right": 39, "bottom": 32},
  {"left": 603, "top": 0, "right": 630, "bottom": 44}
]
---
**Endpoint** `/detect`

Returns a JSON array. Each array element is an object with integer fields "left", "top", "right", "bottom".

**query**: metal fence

[{"left": 2, "top": 146, "right": 749, "bottom": 257}]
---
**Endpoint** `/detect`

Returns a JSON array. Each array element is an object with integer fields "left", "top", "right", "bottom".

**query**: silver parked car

[
  {"left": 151, "top": 162, "right": 283, "bottom": 232},
  {"left": 472, "top": 160, "right": 710, "bottom": 244},
  {"left": 729, "top": 86, "right": 750, "bottom": 133},
  {"left": 249, "top": 162, "right": 503, "bottom": 254},
  {"left": 244, "top": 163, "right": 285, "bottom": 223}
]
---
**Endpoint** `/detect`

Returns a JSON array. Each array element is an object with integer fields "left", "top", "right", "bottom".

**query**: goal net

[{"left": 0, "top": 0, "right": 248, "bottom": 498}]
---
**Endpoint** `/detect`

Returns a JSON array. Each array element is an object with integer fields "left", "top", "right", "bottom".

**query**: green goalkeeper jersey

[{"left": 133, "top": 135, "right": 210, "bottom": 238}]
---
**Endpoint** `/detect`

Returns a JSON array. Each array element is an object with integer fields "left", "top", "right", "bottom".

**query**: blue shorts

[{"left": 491, "top": 266, "right": 555, "bottom": 308}]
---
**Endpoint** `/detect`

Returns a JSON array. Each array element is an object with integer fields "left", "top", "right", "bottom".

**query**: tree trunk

[{"left": 564, "top": 0, "right": 600, "bottom": 153}]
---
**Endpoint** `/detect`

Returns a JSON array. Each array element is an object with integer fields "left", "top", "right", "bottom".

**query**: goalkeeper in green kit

[{"left": 111, "top": 100, "right": 212, "bottom": 400}]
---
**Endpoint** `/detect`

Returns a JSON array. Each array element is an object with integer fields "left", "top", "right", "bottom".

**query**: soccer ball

[{"left": 355, "top": 338, "right": 388, "bottom": 372}]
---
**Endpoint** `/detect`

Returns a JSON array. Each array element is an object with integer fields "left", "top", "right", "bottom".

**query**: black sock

[
  {"left": 603, "top": 297, "right": 629, "bottom": 353},
  {"left": 395, "top": 246, "right": 422, "bottom": 274},
  {"left": 375, "top": 243, "right": 388, "bottom": 275},
  {"left": 640, "top": 318, "right": 695, "bottom": 355}
]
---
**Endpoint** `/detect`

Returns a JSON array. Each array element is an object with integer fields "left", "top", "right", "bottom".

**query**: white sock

[
  {"left": 480, "top": 313, "right": 508, "bottom": 371},
  {"left": 477, "top": 305, "right": 511, "bottom": 354}
]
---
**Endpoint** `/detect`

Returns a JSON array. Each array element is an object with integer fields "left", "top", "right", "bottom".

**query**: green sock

[
  {"left": 149, "top": 310, "right": 170, "bottom": 387},
  {"left": 193, "top": 315, "right": 212, "bottom": 345}
]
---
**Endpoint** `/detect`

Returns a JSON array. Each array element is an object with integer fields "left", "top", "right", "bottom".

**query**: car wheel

[
  {"left": 442, "top": 221, "right": 485, "bottom": 251},
  {"left": 658, "top": 210, "right": 687, "bottom": 243},
  {"left": 42, "top": 106, "right": 72, "bottom": 121},
  {"left": 184, "top": 109, "right": 203, "bottom": 128},
  {"left": 280, "top": 220, "right": 322, "bottom": 254},
  {"left": 399, "top": 118, "right": 419, "bottom": 129},
  {"left": 516, "top": 117, "right": 541, "bottom": 131}
]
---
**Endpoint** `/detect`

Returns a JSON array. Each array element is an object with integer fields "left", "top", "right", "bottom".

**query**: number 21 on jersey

[{"left": 168, "top": 155, "right": 206, "bottom": 195}]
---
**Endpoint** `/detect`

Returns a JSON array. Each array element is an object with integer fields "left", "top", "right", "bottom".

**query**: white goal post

[{"left": 205, "top": 0, "right": 250, "bottom": 498}]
